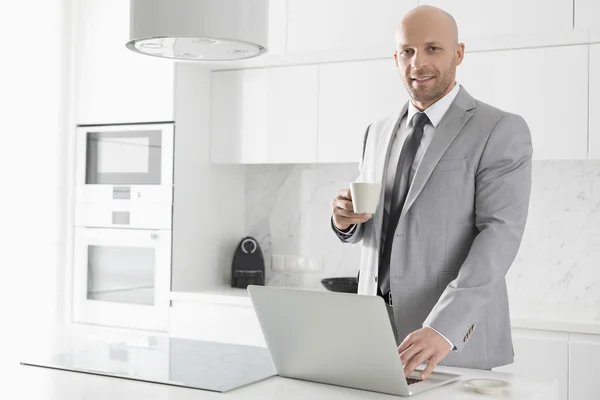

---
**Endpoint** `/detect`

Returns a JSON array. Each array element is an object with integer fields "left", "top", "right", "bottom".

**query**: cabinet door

[
  {"left": 421, "top": 0, "right": 573, "bottom": 39},
  {"left": 493, "top": 329, "right": 568, "bottom": 400},
  {"left": 575, "top": 0, "right": 600, "bottom": 30},
  {"left": 318, "top": 59, "right": 408, "bottom": 163},
  {"left": 457, "top": 45, "right": 588, "bottom": 160},
  {"left": 74, "top": 0, "right": 174, "bottom": 125},
  {"left": 210, "top": 65, "right": 319, "bottom": 163},
  {"left": 210, "top": 69, "right": 266, "bottom": 163},
  {"left": 569, "top": 333, "right": 600, "bottom": 400},
  {"left": 590, "top": 44, "right": 600, "bottom": 159},
  {"left": 286, "top": 0, "right": 417, "bottom": 53}
]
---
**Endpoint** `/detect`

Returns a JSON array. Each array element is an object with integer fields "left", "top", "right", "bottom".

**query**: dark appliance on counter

[
  {"left": 231, "top": 237, "right": 265, "bottom": 289},
  {"left": 320, "top": 277, "right": 358, "bottom": 293}
]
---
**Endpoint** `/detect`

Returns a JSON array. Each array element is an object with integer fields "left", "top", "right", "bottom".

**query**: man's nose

[{"left": 412, "top": 51, "right": 428, "bottom": 70}]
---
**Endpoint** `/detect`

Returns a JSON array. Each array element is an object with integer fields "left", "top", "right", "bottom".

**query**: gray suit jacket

[{"left": 333, "top": 86, "right": 532, "bottom": 369}]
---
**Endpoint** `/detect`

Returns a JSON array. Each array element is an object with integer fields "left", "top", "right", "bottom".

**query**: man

[{"left": 331, "top": 5, "right": 532, "bottom": 380}]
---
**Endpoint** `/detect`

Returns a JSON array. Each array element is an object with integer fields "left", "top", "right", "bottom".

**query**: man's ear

[{"left": 455, "top": 43, "right": 465, "bottom": 66}]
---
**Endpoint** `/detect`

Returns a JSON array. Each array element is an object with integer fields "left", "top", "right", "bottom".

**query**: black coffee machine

[{"left": 231, "top": 236, "right": 265, "bottom": 289}]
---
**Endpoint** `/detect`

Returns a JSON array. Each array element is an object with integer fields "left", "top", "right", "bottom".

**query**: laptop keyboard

[{"left": 406, "top": 377, "right": 422, "bottom": 385}]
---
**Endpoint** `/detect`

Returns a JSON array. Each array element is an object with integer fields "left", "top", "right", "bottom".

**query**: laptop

[{"left": 247, "top": 285, "right": 461, "bottom": 397}]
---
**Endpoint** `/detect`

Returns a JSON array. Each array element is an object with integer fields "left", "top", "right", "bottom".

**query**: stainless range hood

[{"left": 126, "top": 0, "right": 269, "bottom": 61}]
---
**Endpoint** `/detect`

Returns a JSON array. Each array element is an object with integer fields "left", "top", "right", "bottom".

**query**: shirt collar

[{"left": 406, "top": 82, "right": 461, "bottom": 129}]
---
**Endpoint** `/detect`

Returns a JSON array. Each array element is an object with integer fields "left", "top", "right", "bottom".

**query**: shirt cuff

[
  {"left": 424, "top": 325, "right": 454, "bottom": 351},
  {"left": 332, "top": 218, "right": 357, "bottom": 237}
]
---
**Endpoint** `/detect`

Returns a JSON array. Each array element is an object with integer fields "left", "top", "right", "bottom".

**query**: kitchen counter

[
  {"left": 17, "top": 324, "right": 558, "bottom": 400},
  {"left": 509, "top": 300, "right": 600, "bottom": 335},
  {"left": 170, "top": 286, "right": 255, "bottom": 306},
  {"left": 170, "top": 287, "right": 600, "bottom": 335},
  {"left": 14, "top": 362, "right": 558, "bottom": 400}
]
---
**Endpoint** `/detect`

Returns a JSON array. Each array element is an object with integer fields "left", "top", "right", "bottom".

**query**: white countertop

[
  {"left": 170, "top": 287, "right": 600, "bottom": 335},
  {"left": 15, "top": 324, "right": 558, "bottom": 400},
  {"left": 170, "top": 286, "right": 256, "bottom": 306},
  {"left": 13, "top": 363, "right": 558, "bottom": 400},
  {"left": 509, "top": 300, "right": 600, "bottom": 335}
]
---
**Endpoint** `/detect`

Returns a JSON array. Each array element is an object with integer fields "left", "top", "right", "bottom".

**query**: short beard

[{"left": 407, "top": 75, "right": 452, "bottom": 105}]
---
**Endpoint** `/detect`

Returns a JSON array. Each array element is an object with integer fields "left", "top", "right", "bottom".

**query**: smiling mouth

[{"left": 411, "top": 76, "right": 434, "bottom": 82}]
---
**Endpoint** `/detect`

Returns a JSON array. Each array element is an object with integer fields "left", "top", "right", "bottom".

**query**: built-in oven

[
  {"left": 75, "top": 122, "right": 174, "bottom": 203},
  {"left": 72, "top": 227, "right": 171, "bottom": 331}
]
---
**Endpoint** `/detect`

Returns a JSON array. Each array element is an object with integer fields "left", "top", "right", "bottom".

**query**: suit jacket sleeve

[
  {"left": 423, "top": 113, "right": 533, "bottom": 352},
  {"left": 331, "top": 217, "right": 364, "bottom": 243},
  {"left": 331, "top": 123, "right": 372, "bottom": 244}
]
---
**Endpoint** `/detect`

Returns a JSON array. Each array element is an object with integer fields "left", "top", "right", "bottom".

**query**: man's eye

[
  {"left": 429, "top": 46, "right": 439, "bottom": 51},
  {"left": 402, "top": 49, "right": 413, "bottom": 55}
]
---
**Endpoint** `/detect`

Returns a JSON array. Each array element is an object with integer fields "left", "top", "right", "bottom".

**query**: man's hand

[
  {"left": 332, "top": 188, "right": 373, "bottom": 230},
  {"left": 398, "top": 327, "right": 452, "bottom": 380}
]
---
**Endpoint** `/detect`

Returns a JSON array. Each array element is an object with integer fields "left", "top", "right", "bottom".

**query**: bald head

[
  {"left": 396, "top": 5, "right": 458, "bottom": 47},
  {"left": 393, "top": 5, "right": 464, "bottom": 110}
]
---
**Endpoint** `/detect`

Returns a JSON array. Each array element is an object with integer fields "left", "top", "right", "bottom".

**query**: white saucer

[{"left": 463, "top": 378, "right": 511, "bottom": 394}]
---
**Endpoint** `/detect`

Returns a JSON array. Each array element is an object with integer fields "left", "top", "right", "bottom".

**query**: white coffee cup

[{"left": 350, "top": 182, "right": 382, "bottom": 214}]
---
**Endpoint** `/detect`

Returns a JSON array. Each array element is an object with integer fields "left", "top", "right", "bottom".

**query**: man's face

[{"left": 394, "top": 24, "right": 463, "bottom": 106}]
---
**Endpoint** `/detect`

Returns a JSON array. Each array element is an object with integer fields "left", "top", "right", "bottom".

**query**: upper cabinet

[
  {"left": 575, "top": 0, "right": 600, "bottom": 30},
  {"left": 211, "top": 42, "right": 591, "bottom": 164},
  {"left": 457, "top": 45, "right": 589, "bottom": 160},
  {"left": 210, "top": 65, "right": 319, "bottom": 164},
  {"left": 73, "top": 0, "right": 175, "bottom": 125},
  {"left": 421, "top": 0, "right": 573, "bottom": 38},
  {"left": 590, "top": 44, "right": 600, "bottom": 159},
  {"left": 286, "top": 0, "right": 417, "bottom": 53},
  {"left": 318, "top": 59, "right": 408, "bottom": 163}
]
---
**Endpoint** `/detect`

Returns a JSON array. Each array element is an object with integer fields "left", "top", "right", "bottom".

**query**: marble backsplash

[{"left": 244, "top": 160, "right": 600, "bottom": 308}]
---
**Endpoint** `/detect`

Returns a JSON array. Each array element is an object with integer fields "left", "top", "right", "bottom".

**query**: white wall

[
  {"left": 1, "top": 0, "right": 71, "bottom": 364},
  {"left": 171, "top": 64, "right": 246, "bottom": 292},
  {"left": 245, "top": 164, "right": 361, "bottom": 289}
]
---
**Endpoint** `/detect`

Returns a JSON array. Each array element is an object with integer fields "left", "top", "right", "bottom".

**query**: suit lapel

[{"left": 400, "top": 88, "right": 476, "bottom": 218}]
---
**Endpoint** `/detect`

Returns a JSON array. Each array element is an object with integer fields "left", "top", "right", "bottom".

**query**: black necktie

[{"left": 378, "top": 112, "right": 430, "bottom": 296}]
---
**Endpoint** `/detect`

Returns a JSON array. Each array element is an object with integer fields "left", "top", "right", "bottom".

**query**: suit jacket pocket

[
  {"left": 435, "top": 158, "right": 467, "bottom": 172},
  {"left": 438, "top": 271, "right": 459, "bottom": 290}
]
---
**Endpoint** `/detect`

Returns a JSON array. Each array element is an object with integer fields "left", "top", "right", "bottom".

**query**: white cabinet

[
  {"left": 491, "top": 328, "right": 600, "bottom": 400},
  {"left": 73, "top": 0, "right": 175, "bottom": 125},
  {"left": 169, "top": 300, "right": 265, "bottom": 347},
  {"left": 211, "top": 41, "right": 591, "bottom": 164},
  {"left": 318, "top": 59, "right": 408, "bottom": 163},
  {"left": 590, "top": 44, "right": 600, "bottom": 159},
  {"left": 575, "top": 0, "right": 600, "bottom": 30},
  {"left": 493, "top": 329, "right": 569, "bottom": 400},
  {"left": 421, "top": 0, "right": 573, "bottom": 39},
  {"left": 286, "top": 0, "right": 417, "bottom": 53},
  {"left": 569, "top": 333, "right": 600, "bottom": 400},
  {"left": 210, "top": 65, "right": 319, "bottom": 164},
  {"left": 457, "top": 45, "right": 588, "bottom": 160}
]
